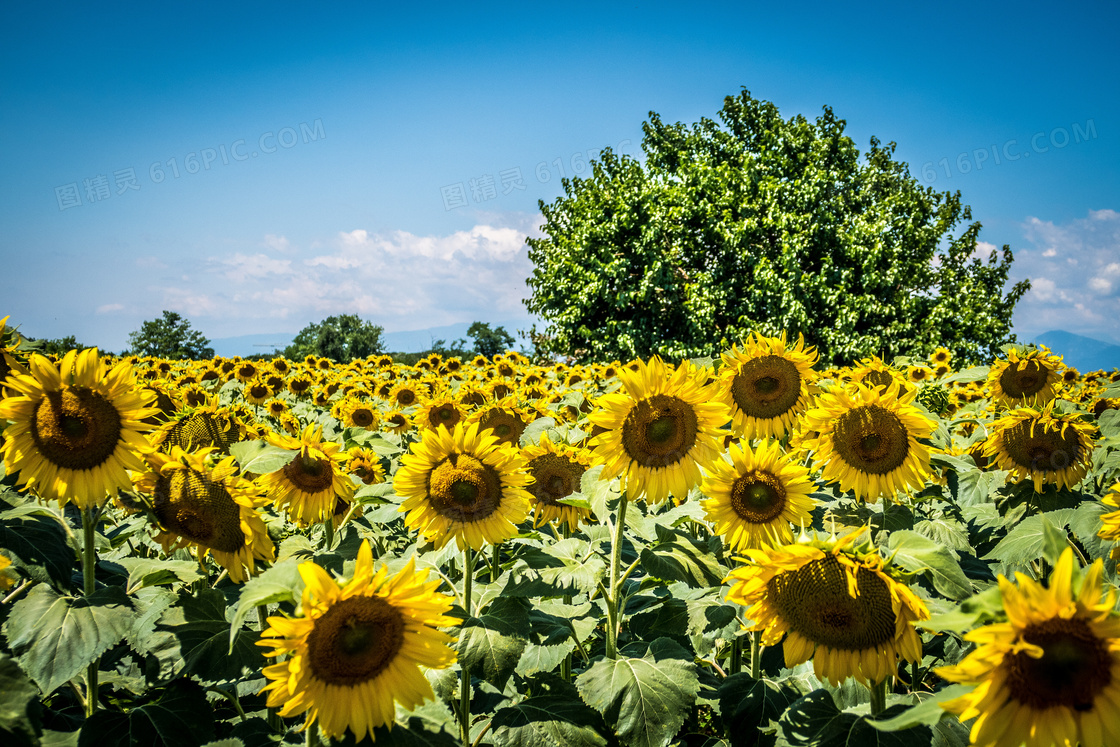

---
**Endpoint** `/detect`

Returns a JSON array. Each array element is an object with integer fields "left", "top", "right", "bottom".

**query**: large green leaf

[
  {"left": 887, "top": 530, "right": 972, "bottom": 600},
  {"left": 640, "top": 536, "right": 725, "bottom": 589},
  {"left": 0, "top": 654, "right": 41, "bottom": 747},
  {"left": 717, "top": 674, "right": 800, "bottom": 746},
  {"left": 576, "top": 638, "right": 701, "bottom": 747},
  {"left": 491, "top": 696, "right": 608, "bottom": 747},
  {"left": 228, "top": 440, "right": 296, "bottom": 475},
  {"left": 458, "top": 597, "right": 531, "bottom": 689},
  {"left": 3, "top": 585, "right": 133, "bottom": 695},
  {"left": 776, "top": 690, "right": 928, "bottom": 747},
  {"left": 228, "top": 559, "right": 303, "bottom": 649},
  {"left": 158, "top": 588, "right": 266, "bottom": 683},
  {"left": 865, "top": 686, "right": 971, "bottom": 732},
  {"left": 516, "top": 642, "right": 575, "bottom": 678},
  {"left": 110, "top": 558, "right": 203, "bottom": 593},
  {"left": 77, "top": 679, "right": 215, "bottom": 747},
  {"left": 0, "top": 506, "right": 77, "bottom": 589},
  {"left": 982, "top": 509, "right": 1075, "bottom": 567}
]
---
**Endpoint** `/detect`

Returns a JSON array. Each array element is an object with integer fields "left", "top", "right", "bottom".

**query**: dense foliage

[
  {"left": 525, "top": 90, "right": 1030, "bottom": 366},
  {"left": 1, "top": 324, "right": 1119, "bottom": 747},
  {"left": 283, "top": 314, "right": 385, "bottom": 362},
  {"left": 128, "top": 311, "right": 214, "bottom": 360}
]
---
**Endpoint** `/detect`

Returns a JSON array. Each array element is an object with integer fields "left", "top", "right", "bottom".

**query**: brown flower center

[
  {"left": 999, "top": 360, "right": 1050, "bottom": 399},
  {"left": 1005, "top": 616, "right": 1112, "bottom": 712},
  {"left": 31, "top": 387, "right": 122, "bottom": 470},
  {"left": 153, "top": 468, "right": 245, "bottom": 553},
  {"left": 730, "top": 355, "right": 802, "bottom": 420},
  {"left": 832, "top": 405, "right": 909, "bottom": 475},
  {"left": 528, "top": 453, "right": 585, "bottom": 506},
  {"left": 306, "top": 596, "right": 405, "bottom": 686},
  {"left": 729, "top": 470, "right": 787, "bottom": 523},
  {"left": 427, "top": 452, "right": 503, "bottom": 522},
  {"left": 282, "top": 452, "right": 336, "bottom": 493},
  {"left": 1002, "top": 418, "right": 1082, "bottom": 474},
  {"left": 620, "top": 394, "right": 698, "bottom": 468}
]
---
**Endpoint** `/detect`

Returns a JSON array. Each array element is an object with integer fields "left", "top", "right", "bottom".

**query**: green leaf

[
  {"left": 3, "top": 585, "right": 133, "bottom": 695},
  {"left": 228, "top": 440, "right": 295, "bottom": 475},
  {"left": 1069, "top": 500, "right": 1115, "bottom": 562},
  {"left": 519, "top": 417, "right": 558, "bottom": 447},
  {"left": 777, "top": 689, "right": 927, "bottom": 746},
  {"left": 717, "top": 673, "right": 800, "bottom": 743},
  {"left": 982, "top": 509, "right": 1075, "bottom": 566},
  {"left": 77, "top": 679, "right": 215, "bottom": 747},
  {"left": 911, "top": 520, "right": 971, "bottom": 553},
  {"left": 1038, "top": 513, "right": 1071, "bottom": 564},
  {"left": 866, "top": 686, "right": 971, "bottom": 731},
  {"left": 491, "top": 696, "right": 608, "bottom": 747},
  {"left": 576, "top": 638, "right": 701, "bottom": 747},
  {"left": 640, "top": 537, "right": 726, "bottom": 589},
  {"left": 0, "top": 654, "right": 41, "bottom": 747},
  {"left": 581, "top": 466, "right": 617, "bottom": 522},
  {"left": 111, "top": 558, "right": 203, "bottom": 593},
  {"left": 458, "top": 599, "right": 530, "bottom": 689},
  {"left": 516, "top": 642, "right": 576, "bottom": 678},
  {"left": 159, "top": 588, "right": 266, "bottom": 683},
  {"left": 887, "top": 530, "right": 972, "bottom": 600},
  {"left": 0, "top": 506, "right": 77, "bottom": 589},
  {"left": 228, "top": 559, "right": 303, "bottom": 649}
]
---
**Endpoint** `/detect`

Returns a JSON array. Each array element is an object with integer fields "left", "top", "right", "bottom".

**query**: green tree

[
  {"left": 525, "top": 90, "right": 1030, "bottom": 366},
  {"left": 283, "top": 314, "right": 384, "bottom": 362},
  {"left": 127, "top": 311, "right": 214, "bottom": 360},
  {"left": 466, "top": 322, "right": 515, "bottom": 358}
]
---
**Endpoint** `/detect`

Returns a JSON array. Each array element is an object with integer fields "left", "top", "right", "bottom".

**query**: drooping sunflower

[
  {"left": 259, "top": 425, "right": 356, "bottom": 526},
  {"left": 395, "top": 421, "right": 532, "bottom": 550},
  {"left": 472, "top": 399, "right": 534, "bottom": 446},
  {"left": 522, "top": 433, "right": 593, "bottom": 528},
  {"left": 798, "top": 381, "right": 934, "bottom": 503},
  {"left": 1097, "top": 482, "right": 1120, "bottom": 559},
  {"left": 700, "top": 439, "right": 816, "bottom": 551},
  {"left": 983, "top": 403, "right": 1096, "bottom": 492},
  {"left": 846, "top": 356, "right": 911, "bottom": 397},
  {"left": 936, "top": 548, "right": 1120, "bottom": 747},
  {"left": 725, "top": 531, "right": 928, "bottom": 686},
  {"left": 345, "top": 447, "right": 386, "bottom": 486},
  {"left": 382, "top": 409, "right": 412, "bottom": 435},
  {"left": 151, "top": 403, "right": 244, "bottom": 455},
  {"left": 0, "top": 349, "right": 157, "bottom": 509},
  {"left": 133, "top": 446, "right": 274, "bottom": 583},
  {"left": 0, "top": 315, "right": 28, "bottom": 396},
  {"left": 718, "top": 332, "right": 819, "bottom": 440},
  {"left": 258, "top": 541, "right": 458, "bottom": 743},
  {"left": 987, "top": 346, "right": 1065, "bottom": 407},
  {"left": 588, "top": 356, "right": 728, "bottom": 505}
]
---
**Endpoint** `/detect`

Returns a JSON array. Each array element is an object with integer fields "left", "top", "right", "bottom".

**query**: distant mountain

[
  {"left": 1029, "top": 330, "right": 1120, "bottom": 373},
  {"left": 208, "top": 318, "right": 537, "bottom": 358}
]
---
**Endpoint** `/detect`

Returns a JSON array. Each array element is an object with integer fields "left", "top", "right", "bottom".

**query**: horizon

[{"left": 2, "top": 2, "right": 1118, "bottom": 349}]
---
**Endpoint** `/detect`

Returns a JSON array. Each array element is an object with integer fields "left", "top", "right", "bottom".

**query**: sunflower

[
  {"left": 0, "top": 349, "right": 157, "bottom": 509},
  {"left": 383, "top": 409, "right": 412, "bottom": 435},
  {"left": 588, "top": 356, "right": 728, "bottom": 505},
  {"left": 983, "top": 403, "right": 1096, "bottom": 492},
  {"left": 701, "top": 439, "right": 816, "bottom": 551},
  {"left": 718, "top": 332, "right": 819, "bottom": 440},
  {"left": 522, "top": 433, "right": 593, "bottom": 528},
  {"left": 395, "top": 421, "right": 532, "bottom": 550},
  {"left": 265, "top": 398, "right": 288, "bottom": 419},
  {"left": 151, "top": 403, "right": 243, "bottom": 455},
  {"left": 335, "top": 397, "right": 380, "bottom": 431},
  {"left": 243, "top": 376, "right": 273, "bottom": 406},
  {"left": 279, "top": 412, "right": 301, "bottom": 436},
  {"left": 134, "top": 447, "right": 274, "bottom": 583},
  {"left": 388, "top": 381, "right": 424, "bottom": 409},
  {"left": 799, "top": 381, "right": 934, "bottom": 503},
  {"left": 414, "top": 396, "right": 466, "bottom": 432},
  {"left": 987, "top": 346, "right": 1064, "bottom": 407},
  {"left": 725, "top": 531, "right": 928, "bottom": 686},
  {"left": 179, "top": 382, "right": 212, "bottom": 409},
  {"left": 346, "top": 447, "right": 386, "bottom": 486},
  {"left": 0, "top": 315, "right": 28, "bottom": 395},
  {"left": 472, "top": 400, "right": 534, "bottom": 446},
  {"left": 0, "top": 552, "right": 17, "bottom": 591},
  {"left": 260, "top": 425, "right": 356, "bottom": 526},
  {"left": 906, "top": 365, "right": 933, "bottom": 384},
  {"left": 288, "top": 373, "right": 315, "bottom": 398},
  {"left": 234, "top": 361, "right": 258, "bottom": 383},
  {"left": 928, "top": 347, "right": 952, "bottom": 367},
  {"left": 1095, "top": 481, "right": 1120, "bottom": 558},
  {"left": 936, "top": 548, "right": 1120, "bottom": 747},
  {"left": 847, "top": 356, "right": 910, "bottom": 397},
  {"left": 258, "top": 540, "right": 457, "bottom": 742}
]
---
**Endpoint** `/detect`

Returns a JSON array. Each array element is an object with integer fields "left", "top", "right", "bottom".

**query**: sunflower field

[{"left": 2, "top": 314, "right": 1120, "bottom": 747}]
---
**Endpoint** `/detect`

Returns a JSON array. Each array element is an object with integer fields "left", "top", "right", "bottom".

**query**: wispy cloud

[
  {"left": 95, "top": 303, "right": 124, "bottom": 314},
  {"left": 1012, "top": 209, "right": 1120, "bottom": 344}
]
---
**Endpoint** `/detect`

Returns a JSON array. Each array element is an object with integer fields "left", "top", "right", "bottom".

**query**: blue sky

[{"left": 2, "top": 1, "right": 1118, "bottom": 352}]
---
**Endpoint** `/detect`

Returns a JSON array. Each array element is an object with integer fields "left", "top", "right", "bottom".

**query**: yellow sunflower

[
  {"left": 936, "top": 548, "right": 1120, "bottom": 747},
  {"left": 414, "top": 396, "right": 466, "bottom": 432},
  {"left": 799, "top": 381, "right": 934, "bottom": 502},
  {"left": 718, "top": 332, "right": 819, "bottom": 440},
  {"left": 265, "top": 398, "right": 288, "bottom": 419},
  {"left": 346, "top": 447, "right": 386, "bottom": 486},
  {"left": 0, "top": 552, "right": 17, "bottom": 591},
  {"left": 382, "top": 409, "right": 412, "bottom": 435},
  {"left": 388, "top": 381, "right": 424, "bottom": 409},
  {"left": 395, "top": 421, "right": 532, "bottom": 550},
  {"left": 928, "top": 347, "right": 952, "bottom": 367},
  {"left": 847, "top": 356, "right": 911, "bottom": 396},
  {"left": 133, "top": 446, "right": 274, "bottom": 583},
  {"left": 987, "top": 346, "right": 1065, "bottom": 407},
  {"left": 587, "top": 356, "right": 728, "bottom": 505},
  {"left": 1097, "top": 481, "right": 1120, "bottom": 558},
  {"left": 0, "top": 349, "right": 157, "bottom": 509},
  {"left": 700, "top": 439, "right": 816, "bottom": 551},
  {"left": 983, "top": 403, "right": 1096, "bottom": 492},
  {"left": 259, "top": 425, "right": 356, "bottom": 526},
  {"left": 522, "top": 433, "right": 593, "bottom": 528},
  {"left": 335, "top": 397, "right": 380, "bottom": 430},
  {"left": 471, "top": 399, "right": 534, "bottom": 446},
  {"left": 243, "top": 376, "right": 273, "bottom": 406},
  {"left": 151, "top": 403, "right": 244, "bottom": 455},
  {"left": 258, "top": 540, "right": 457, "bottom": 743},
  {"left": 0, "top": 315, "right": 29, "bottom": 396},
  {"left": 725, "top": 531, "right": 928, "bottom": 686}
]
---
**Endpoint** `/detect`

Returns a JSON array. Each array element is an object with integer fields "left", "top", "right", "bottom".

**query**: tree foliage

[
  {"left": 128, "top": 311, "right": 214, "bottom": 360},
  {"left": 467, "top": 322, "right": 516, "bottom": 358},
  {"left": 525, "top": 89, "right": 1030, "bottom": 366},
  {"left": 283, "top": 314, "right": 384, "bottom": 362}
]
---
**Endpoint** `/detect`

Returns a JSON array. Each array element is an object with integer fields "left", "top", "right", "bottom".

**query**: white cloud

[
  {"left": 216, "top": 253, "right": 293, "bottom": 282},
  {"left": 96, "top": 303, "right": 124, "bottom": 314},
  {"left": 1012, "top": 209, "right": 1120, "bottom": 344},
  {"left": 261, "top": 234, "right": 292, "bottom": 253}
]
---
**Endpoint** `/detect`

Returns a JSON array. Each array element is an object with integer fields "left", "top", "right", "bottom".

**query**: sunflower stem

[
  {"left": 490, "top": 541, "right": 502, "bottom": 583},
  {"left": 605, "top": 492, "right": 629, "bottom": 660},
  {"left": 81, "top": 507, "right": 100, "bottom": 717},
  {"left": 750, "top": 630, "right": 761, "bottom": 680},
  {"left": 323, "top": 517, "right": 335, "bottom": 551},
  {"left": 730, "top": 634, "right": 742, "bottom": 674},
  {"left": 460, "top": 547, "right": 475, "bottom": 747},
  {"left": 869, "top": 678, "right": 889, "bottom": 716}
]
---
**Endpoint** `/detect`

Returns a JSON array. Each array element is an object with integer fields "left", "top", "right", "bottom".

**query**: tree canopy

[
  {"left": 127, "top": 311, "right": 213, "bottom": 360},
  {"left": 525, "top": 89, "right": 1030, "bottom": 366},
  {"left": 283, "top": 314, "right": 384, "bottom": 362},
  {"left": 466, "top": 322, "right": 516, "bottom": 358}
]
